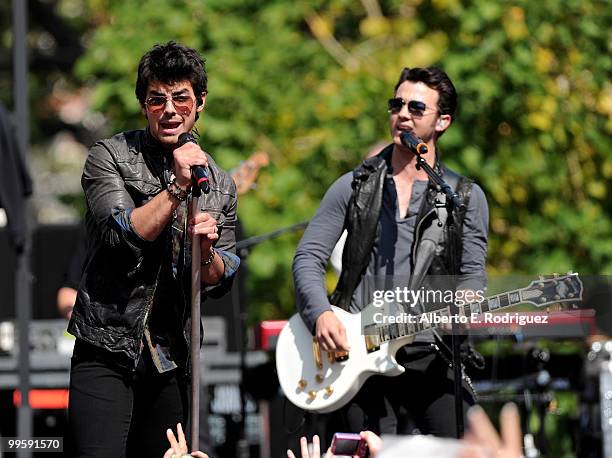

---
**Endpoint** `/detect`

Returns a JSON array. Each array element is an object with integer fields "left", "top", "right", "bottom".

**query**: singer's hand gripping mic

[{"left": 177, "top": 132, "right": 210, "bottom": 194}]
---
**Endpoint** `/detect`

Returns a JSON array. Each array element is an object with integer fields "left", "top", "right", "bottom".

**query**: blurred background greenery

[
  {"left": 0, "top": 0, "right": 610, "bottom": 324},
  {"left": 1, "top": 1, "right": 610, "bottom": 455}
]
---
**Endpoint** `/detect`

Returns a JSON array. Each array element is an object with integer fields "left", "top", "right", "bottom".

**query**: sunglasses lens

[
  {"left": 408, "top": 101, "right": 427, "bottom": 116},
  {"left": 388, "top": 98, "right": 404, "bottom": 112},
  {"left": 146, "top": 96, "right": 194, "bottom": 115},
  {"left": 146, "top": 97, "right": 166, "bottom": 112},
  {"left": 172, "top": 96, "right": 194, "bottom": 115}
]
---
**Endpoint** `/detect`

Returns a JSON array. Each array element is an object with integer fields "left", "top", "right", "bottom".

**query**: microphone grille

[{"left": 177, "top": 132, "right": 196, "bottom": 146}]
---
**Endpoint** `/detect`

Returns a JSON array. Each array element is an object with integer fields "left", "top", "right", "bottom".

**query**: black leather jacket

[{"left": 68, "top": 128, "right": 238, "bottom": 367}]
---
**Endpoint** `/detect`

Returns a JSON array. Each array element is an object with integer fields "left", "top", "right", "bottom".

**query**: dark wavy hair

[
  {"left": 136, "top": 41, "right": 207, "bottom": 108},
  {"left": 394, "top": 66, "right": 457, "bottom": 118}
]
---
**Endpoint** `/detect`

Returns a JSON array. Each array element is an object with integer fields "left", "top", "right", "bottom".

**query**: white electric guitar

[{"left": 276, "top": 274, "right": 583, "bottom": 413}]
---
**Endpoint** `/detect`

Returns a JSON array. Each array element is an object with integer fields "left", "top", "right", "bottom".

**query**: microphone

[
  {"left": 400, "top": 131, "right": 429, "bottom": 155},
  {"left": 177, "top": 132, "right": 210, "bottom": 194}
]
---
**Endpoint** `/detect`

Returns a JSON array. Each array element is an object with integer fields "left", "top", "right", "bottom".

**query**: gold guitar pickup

[
  {"left": 365, "top": 334, "right": 381, "bottom": 353},
  {"left": 312, "top": 338, "right": 323, "bottom": 370}
]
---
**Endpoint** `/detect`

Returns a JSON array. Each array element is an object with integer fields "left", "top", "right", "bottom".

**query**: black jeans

[
  {"left": 328, "top": 344, "right": 476, "bottom": 439},
  {"left": 68, "top": 340, "right": 188, "bottom": 458}
]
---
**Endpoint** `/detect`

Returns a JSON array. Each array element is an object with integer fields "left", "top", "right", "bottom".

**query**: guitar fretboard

[{"left": 364, "top": 287, "right": 530, "bottom": 344}]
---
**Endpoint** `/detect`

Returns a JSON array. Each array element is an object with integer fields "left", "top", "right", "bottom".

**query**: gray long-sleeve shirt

[{"left": 293, "top": 168, "right": 489, "bottom": 335}]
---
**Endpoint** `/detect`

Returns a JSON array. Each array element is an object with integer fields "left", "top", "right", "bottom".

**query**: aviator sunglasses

[
  {"left": 387, "top": 98, "right": 438, "bottom": 117},
  {"left": 145, "top": 94, "right": 195, "bottom": 115}
]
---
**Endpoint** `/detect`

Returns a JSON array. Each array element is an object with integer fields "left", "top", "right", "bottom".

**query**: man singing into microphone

[
  {"left": 67, "top": 41, "right": 239, "bottom": 457},
  {"left": 293, "top": 67, "right": 488, "bottom": 438}
]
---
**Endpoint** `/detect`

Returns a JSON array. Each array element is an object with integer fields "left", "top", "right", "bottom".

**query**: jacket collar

[{"left": 142, "top": 128, "right": 168, "bottom": 156}]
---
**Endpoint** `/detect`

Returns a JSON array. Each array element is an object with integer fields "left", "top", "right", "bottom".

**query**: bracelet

[
  {"left": 201, "top": 249, "right": 216, "bottom": 266},
  {"left": 167, "top": 178, "right": 188, "bottom": 201}
]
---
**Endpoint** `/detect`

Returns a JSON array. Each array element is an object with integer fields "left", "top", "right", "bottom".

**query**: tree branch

[
  {"left": 304, "top": 11, "right": 358, "bottom": 70},
  {"left": 360, "top": 0, "right": 383, "bottom": 18}
]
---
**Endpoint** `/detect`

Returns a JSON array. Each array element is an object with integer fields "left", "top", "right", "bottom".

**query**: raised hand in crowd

[
  {"left": 461, "top": 403, "right": 522, "bottom": 458},
  {"left": 287, "top": 431, "right": 382, "bottom": 458},
  {"left": 287, "top": 434, "right": 331, "bottom": 458},
  {"left": 162, "top": 423, "right": 209, "bottom": 458},
  {"left": 360, "top": 431, "right": 382, "bottom": 457}
]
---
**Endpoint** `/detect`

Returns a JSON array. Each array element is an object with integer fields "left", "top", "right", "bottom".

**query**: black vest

[{"left": 329, "top": 145, "right": 473, "bottom": 311}]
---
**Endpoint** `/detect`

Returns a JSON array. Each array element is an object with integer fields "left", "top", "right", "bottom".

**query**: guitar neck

[{"left": 365, "top": 287, "right": 531, "bottom": 345}]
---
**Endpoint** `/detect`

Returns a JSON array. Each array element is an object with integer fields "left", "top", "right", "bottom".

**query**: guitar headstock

[
  {"left": 522, "top": 272, "right": 583, "bottom": 308},
  {"left": 231, "top": 151, "right": 269, "bottom": 195}
]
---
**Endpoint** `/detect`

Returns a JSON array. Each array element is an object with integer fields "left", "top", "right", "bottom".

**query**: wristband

[
  {"left": 167, "top": 178, "right": 188, "bottom": 201},
  {"left": 201, "top": 249, "right": 216, "bottom": 266}
]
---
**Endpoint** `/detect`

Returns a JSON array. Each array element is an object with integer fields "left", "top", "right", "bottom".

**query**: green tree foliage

[{"left": 75, "top": 0, "right": 612, "bottom": 322}]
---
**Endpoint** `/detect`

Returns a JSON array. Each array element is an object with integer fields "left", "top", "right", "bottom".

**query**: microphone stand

[
  {"left": 412, "top": 151, "right": 465, "bottom": 212},
  {"left": 235, "top": 221, "right": 310, "bottom": 254},
  {"left": 410, "top": 148, "right": 466, "bottom": 438},
  {"left": 190, "top": 183, "right": 202, "bottom": 452},
  {"left": 231, "top": 220, "right": 310, "bottom": 458}
]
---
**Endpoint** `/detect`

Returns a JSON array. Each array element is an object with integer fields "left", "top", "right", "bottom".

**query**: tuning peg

[
  {"left": 325, "top": 386, "right": 334, "bottom": 396},
  {"left": 315, "top": 374, "right": 324, "bottom": 384},
  {"left": 308, "top": 391, "right": 317, "bottom": 400},
  {"left": 298, "top": 379, "right": 307, "bottom": 389}
]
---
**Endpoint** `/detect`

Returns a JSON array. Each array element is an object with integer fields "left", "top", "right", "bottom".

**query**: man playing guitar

[{"left": 292, "top": 66, "right": 489, "bottom": 438}]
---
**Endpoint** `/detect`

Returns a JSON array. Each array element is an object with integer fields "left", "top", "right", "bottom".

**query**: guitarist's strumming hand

[{"left": 315, "top": 311, "right": 350, "bottom": 352}]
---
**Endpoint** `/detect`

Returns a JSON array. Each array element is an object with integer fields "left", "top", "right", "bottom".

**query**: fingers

[
  {"left": 300, "top": 436, "right": 310, "bottom": 458},
  {"left": 163, "top": 448, "right": 174, "bottom": 458},
  {"left": 166, "top": 428, "right": 179, "bottom": 452},
  {"left": 499, "top": 403, "right": 522, "bottom": 456},
  {"left": 174, "top": 142, "right": 209, "bottom": 167},
  {"left": 316, "top": 312, "right": 350, "bottom": 352},
  {"left": 312, "top": 435, "right": 321, "bottom": 458},
  {"left": 287, "top": 436, "right": 325, "bottom": 458},
  {"left": 467, "top": 405, "right": 502, "bottom": 451},
  {"left": 173, "top": 143, "right": 208, "bottom": 185},
  {"left": 189, "top": 213, "right": 220, "bottom": 240},
  {"left": 360, "top": 431, "right": 383, "bottom": 456},
  {"left": 316, "top": 329, "right": 336, "bottom": 352},
  {"left": 191, "top": 452, "right": 210, "bottom": 458},
  {"left": 317, "top": 329, "right": 349, "bottom": 352},
  {"left": 176, "top": 423, "right": 187, "bottom": 451},
  {"left": 458, "top": 443, "right": 488, "bottom": 458},
  {"left": 338, "top": 324, "right": 349, "bottom": 351}
]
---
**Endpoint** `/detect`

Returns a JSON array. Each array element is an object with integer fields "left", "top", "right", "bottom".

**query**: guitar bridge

[{"left": 334, "top": 350, "right": 349, "bottom": 362}]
